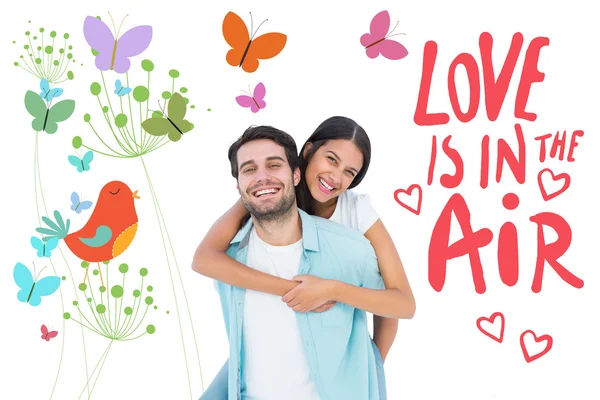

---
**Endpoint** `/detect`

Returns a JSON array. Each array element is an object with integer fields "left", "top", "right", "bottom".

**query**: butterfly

[
  {"left": 68, "top": 151, "right": 94, "bottom": 173},
  {"left": 114, "top": 79, "right": 132, "bottom": 97},
  {"left": 83, "top": 14, "right": 152, "bottom": 74},
  {"left": 41, "top": 325, "right": 59, "bottom": 341},
  {"left": 360, "top": 11, "right": 408, "bottom": 60},
  {"left": 142, "top": 92, "right": 192, "bottom": 142},
  {"left": 236, "top": 83, "right": 266, "bottom": 113},
  {"left": 24, "top": 91, "right": 75, "bottom": 134},
  {"left": 31, "top": 236, "right": 59, "bottom": 258},
  {"left": 39, "top": 79, "right": 63, "bottom": 102},
  {"left": 14, "top": 262, "right": 61, "bottom": 307},
  {"left": 70, "top": 192, "right": 93, "bottom": 214},
  {"left": 223, "top": 11, "right": 287, "bottom": 73}
]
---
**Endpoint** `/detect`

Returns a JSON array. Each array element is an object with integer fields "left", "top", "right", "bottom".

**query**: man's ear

[
  {"left": 293, "top": 167, "right": 301, "bottom": 186},
  {"left": 302, "top": 142, "right": 313, "bottom": 159}
]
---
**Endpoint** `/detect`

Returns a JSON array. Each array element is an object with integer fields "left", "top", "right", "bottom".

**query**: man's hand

[{"left": 282, "top": 275, "right": 336, "bottom": 313}]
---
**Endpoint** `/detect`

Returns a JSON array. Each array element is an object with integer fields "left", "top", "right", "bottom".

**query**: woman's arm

[{"left": 192, "top": 198, "right": 297, "bottom": 296}]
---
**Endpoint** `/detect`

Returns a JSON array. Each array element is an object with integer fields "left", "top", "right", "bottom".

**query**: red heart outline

[
  {"left": 476, "top": 312, "right": 505, "bottom": 343},
  {"left": 537, "top": 168, "right": 571, "bottom": 201},
  {"left": 520, "top": 329, "right": 553, "bottom": 363},
  {"left": 393, "top": 184, "right": 422, "bottom": 215}
]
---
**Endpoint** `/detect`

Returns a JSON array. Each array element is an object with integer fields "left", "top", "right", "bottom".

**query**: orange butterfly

[{"left": 223, "top": 11, "right": 287, "bottom": 73}]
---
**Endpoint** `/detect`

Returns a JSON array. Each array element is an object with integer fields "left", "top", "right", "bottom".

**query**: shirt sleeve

[
  {"left": 355, "top": 193, "right": 380, "bottom": 234},
  {"left": 361, "top": 243, "right": 385, "bottom": 290}
]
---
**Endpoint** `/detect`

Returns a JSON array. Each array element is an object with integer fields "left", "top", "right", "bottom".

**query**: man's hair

[{"left": 228, "top": 125, "right": 300, "bottom": 179}]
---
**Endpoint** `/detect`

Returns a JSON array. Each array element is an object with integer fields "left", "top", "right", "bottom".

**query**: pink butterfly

[
  {"left": 83, "top": 14, "right": 152, "bottom": 74},
  {"left": 41, "top": 324, "right": 58, "bottom": 341},
  {"left": 360, "top": 11, "right": 408, "bottom": 60},
  {"left": 236, "top": 83, "right": 266, "bottom": 113}
]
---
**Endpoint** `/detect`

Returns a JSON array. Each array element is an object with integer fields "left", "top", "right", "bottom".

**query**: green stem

[{"left": 77, "top": 340, "right": 113, "bottom": 400}]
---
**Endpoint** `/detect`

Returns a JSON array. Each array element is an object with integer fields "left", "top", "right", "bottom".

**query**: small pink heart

[{"left": 394, "top": 184, "right": 422, "bottom": 215}]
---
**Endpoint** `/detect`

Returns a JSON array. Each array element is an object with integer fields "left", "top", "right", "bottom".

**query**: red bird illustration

[{"left": 36, "top": 181, "right": 140, "bottom": 286}]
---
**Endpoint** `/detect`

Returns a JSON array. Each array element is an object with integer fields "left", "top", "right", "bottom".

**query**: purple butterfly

[
  {"left": 236, "top": 83, "right": 266, "bottom": 113},
  {"left": 83, "top": 16, "right": 152, "bottom": 74}
]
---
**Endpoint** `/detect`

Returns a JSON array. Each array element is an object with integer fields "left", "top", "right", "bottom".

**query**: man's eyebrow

[
  {"left": 239, "top": 159, "right": 255, "bottom": 171},
  {"left": 239, "top": 156, "right": 285, "bottom": 171},
  {"left": 327, "top": 151, "right": 359, "bottom": 174},
  {"left": 266, "top": 156, "right": 285, "bottom": 163}
]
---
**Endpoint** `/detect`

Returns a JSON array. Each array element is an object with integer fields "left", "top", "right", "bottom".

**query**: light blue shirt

[{"left": 213, "top": 208, "right": 385, "bottom": 400}]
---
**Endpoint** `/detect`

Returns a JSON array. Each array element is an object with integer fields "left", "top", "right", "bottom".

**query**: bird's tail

[{"left": 36, "top": 210, "right": 70, "bottom": 242}]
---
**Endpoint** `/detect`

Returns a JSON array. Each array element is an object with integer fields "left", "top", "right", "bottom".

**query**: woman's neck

[{"left": 313, "top": 197, "right": 339, "bottom": 219}]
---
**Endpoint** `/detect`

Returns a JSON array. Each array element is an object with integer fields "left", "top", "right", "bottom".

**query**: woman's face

[{"left": 303, "top": 139, "right": 364, "bottom": 205}]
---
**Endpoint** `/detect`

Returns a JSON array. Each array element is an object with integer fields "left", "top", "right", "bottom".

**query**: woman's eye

[
  {"left": 328, "top": 156, "right": 337, "bottom": 164},
  {"left": 346, "top": 170, "right": 355, "bottom": 177}
]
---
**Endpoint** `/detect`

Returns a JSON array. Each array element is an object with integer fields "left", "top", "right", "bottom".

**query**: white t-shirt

[
  {"left": 328, "top": 190, "right": 380, "bottom": 234},
  {"left": 241, "top": 228, "right": 321, "bottom": 400}
]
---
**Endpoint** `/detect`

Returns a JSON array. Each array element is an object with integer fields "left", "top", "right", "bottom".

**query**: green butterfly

[
  {"left": 141, "top": 92, "right": 192, "bottom": 142},
  {"left": 24, "top": 91, "right": 75, "bottom": 134}
]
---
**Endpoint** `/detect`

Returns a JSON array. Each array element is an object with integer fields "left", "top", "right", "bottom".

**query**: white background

[{"left": 1, "top": 0, "right": 598, "bottom": 399}]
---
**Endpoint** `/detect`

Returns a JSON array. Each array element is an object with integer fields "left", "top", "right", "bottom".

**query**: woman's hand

[{"left": 282, "top": 275, "right": 337, "bottom": 313}]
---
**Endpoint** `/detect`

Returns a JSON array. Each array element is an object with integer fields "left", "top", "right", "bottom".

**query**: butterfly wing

[
  {"left": 252, "top": 83, "right": 267, "bottom": 109},
  {"left": 68, "top": 155, "right": 83, "bottom": 172},
  {"left": 113, "top": 25, "right": 153, "bottom": 74},
  {"left": 47, "top": 330, "right": 59, "bottom": 340},
  {"left": 114, "top": 79, "right": 123, "bottom": 94},
  {"left": 242, "top": 33, "right": 287, "bottom": 73},
  {"left": 142, "top": 117, "right": 172, "bottom": 138},
  {"left": 223, "top": 12, "right": 251, "bottom": 68},
  {"left": 41, "top": 324, "right": 49, "bottom": 340},
  {"left": 28, "top": 275, "right": 61, "bottom": 307},
  {"left": 79, "top": 201, "right": 93, "bottom": 212},
  {"left": 236, "top": 95, "right": 257, "bottom": 112},
  {"left": 83, "top": 16, "right": 116, "bottom": 71},
  {"left": 25, "top": 91, "right": 47, "bottom": 132},
  {"left": 45, "top": 100, "right": 75, "bottom": 134},
  {"left": 167, "top": 93, "right": 187, "bottom": 121},
  {"left": 70, "top": 191, "right": 80, "bottom": 211},
  {"left": 31, "top": 236, "right": 45, "bottom": 257},
  {"left": 40, "top": 78, "right": 50, "bottom": 97},
  {"left": 82, "top": 151, "right": 94, "bottom": 171},
  {"left": 14, "top": 262, "right": 34, "bottom": 303},
  {"left": 360, "top": 10, "right": 390, "bottom": 47}
]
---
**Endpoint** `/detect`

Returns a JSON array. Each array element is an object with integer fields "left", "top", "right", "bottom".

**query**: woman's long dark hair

[{"left": 296, "top": 116, "right": 371, "bottom": 215}]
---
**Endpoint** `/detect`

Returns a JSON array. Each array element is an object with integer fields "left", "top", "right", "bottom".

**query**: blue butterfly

[
  {"left": 14, "top": 262, "right": 61, "bottom": 306},
  {"left": 70, "top": 192, "right": 93, "bottom": 214},
  {"left": 31, "top": 236, "right": 59, "bottom": 257},
  {"left": 68, "top": 151, "right": 94, "bottom": 173},
  {"left": 114, "top": 79, "right": 132, "bottom": 97},
  {"left": 40, "top": 78, "right": 63, "bottom": 102}
]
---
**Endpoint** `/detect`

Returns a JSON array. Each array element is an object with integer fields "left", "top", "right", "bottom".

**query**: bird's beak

[{"left": 132, "top": 190, "right": 140, "bottom": 199}]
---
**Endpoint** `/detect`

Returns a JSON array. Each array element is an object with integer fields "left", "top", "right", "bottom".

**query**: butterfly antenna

[
  {"left": 117, "top": 14, "right": 130, "bottom": 38},
  {"left": 34, "top": 266, "right": 48, "bottom": 281},
  {"left": 253, "top": 18, "right": 269, "bottom": 40},
  {"left": 108, "top": 11, "right": 118, "bottom": 36},
  {"left": 386, "top": 21, "right": 406, "bottom": 38}
]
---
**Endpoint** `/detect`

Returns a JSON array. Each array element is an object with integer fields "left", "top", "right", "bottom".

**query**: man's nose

[{"left": 255, "top": 166, "right": 271, "bottom": 181}]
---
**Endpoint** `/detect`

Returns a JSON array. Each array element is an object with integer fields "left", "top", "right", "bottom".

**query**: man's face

[{"left": 236, "top": 139, "right": 300, "bottom": 221}]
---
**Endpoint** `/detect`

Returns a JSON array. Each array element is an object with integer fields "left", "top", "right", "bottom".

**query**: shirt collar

[{"left": 229, "top": 208, "right": 319, "bottom": 252}]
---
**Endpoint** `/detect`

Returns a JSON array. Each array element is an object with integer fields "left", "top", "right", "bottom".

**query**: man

[{"left": 206, "top": 125, "right": 385, "bottom": 399}]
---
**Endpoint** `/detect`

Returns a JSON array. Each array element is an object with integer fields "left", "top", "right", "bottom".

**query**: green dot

[
  {"left": 63, "top": 312, "right": 71, "bottom": 320},
  {"left": 36, "top": 46, "right": 42, "bottom": 51},
  {"left": 141, "top": 59, "right": 154, "bottom": 71},
  {"left": 90, "top": 82, "right": 101, "bottom": 96},
  {"left": 68, "top": 45, "right": 73, "bottom": 50},
  {"left": 79, "top": 283, "right": 87, "bottom": 291},
  {"left": 50, "top": 31, "right": 56, "bottom": 38},
  {"left": 59, "top": 48, "right": 64, "bottom": 54},
  {"left": 147, "top": 285, "right": 153, "bottom": 292},
  {"left": 189, "top": 123, "right": 194, "bottom": 130},
  {"left": 153, "top": 305, "right": 158, "bottom": 310},
  {"left": 14, "top": 62, "right": 18, "bottom": 66},
  {"left": 103, "top": 260, "right": 110, "bottom": 265},
  {"left": 111, "top": 285, "right": 124, "bottom": 298},
  {"left": 133, "top": 86, "right": 149, "bottom": 102},
  {"left": 119, "top": 263, "right": 129, "bottom": 273},
  {"left": 93, "top": 269, "right": 99, "bottom": 276},
  {"left": 180, "top": 87, "right": 188, "bottom": 93},
  {"left": 124, "top": 307, "right": 133, "bottom": 315},
  {"left": 140, "top": 268, "right": 148, "bottom": 277},
  {"left": 24, "top": 44, "right": 29, "bottom": 50},
  {"left": 72, "top": 301, "right": 78, "bottom": 306},
  {"left": 83, "top": 114, "right": 91, "bottom": 123},
  {"left": 35, "top": 58, "right": 42, "bottom": 64},
  {"left": 45, "top": 46, "right": 53, "bottom": 54},
  {"left": 207, "top": 108, "right": 211, "bottom": 111},
  {"left": 166, "top": 310, "right": 170, "bottom": 314},
  {"left": 169, "top": 69, "right": 180, "bottom": 78},
  {"left": 133, "top": 290, "right": 141, "bottom": 297},
  {"left": 102, "top": 106, "right": 109, "bottom": 113},
  {"left": 87, "top": 297, "right": 92, "bottom": 302},
  {"left": 99, "top": 286, "right": 106, "bottom": 293},
  {"left": 67, "top": 71, "right": 74, "bottom": 80},
  {"left": 61, "top": 276, "right": 66, "bottom": 281},
  {"left": 190, "top": 105, "right": 196, "bottom": 109},
  {"left": 53, "top": 60, "right": 59, "bottom": 66},
  {"left": 161, "top": 91, "right": 171, "bottom": 100},
  {"left": 67, "top": 53, "right": 72, "bottom": 59},
  {"left": 152, "top": 111, "right": 163, "bottom": 118},
  {"left": 91, "top": 48, "right": 99, "bottom": 56},
  {"left": 25, "top": 31, "right": 30, "bottom": 36},
  {"left": 40, "top": 28, "right": 45, "bottom": 33},
  {"left": 33, "top": 36, "right": 37, "bottom": 40},
  {"left": 64, "top": 33, "right": 69, "bottom": 39},
  {"left": 114, "top": 114, "right": 128, "bottom": 128},
  {"left": 81, "top": 261, "right": 89, "bottom": 268},
  {"left": 72, "top": 136, "right": 83, "bottom": 149},
  {"left": 96, "top": 304, "right": 106, "bottom": 314},
  {"left": 146, "top": 325, "right": 156, "bottom": 334},
  {"left": 145, "top": 296, "right": 154, "bottom": 305},
  {"left": 184, "top": 97, "right": 189, "bottom": 104}
]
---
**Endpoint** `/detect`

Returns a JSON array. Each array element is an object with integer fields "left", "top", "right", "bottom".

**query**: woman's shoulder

[{"left": 340, "top": 189, "right": 375, "bottom": 210}]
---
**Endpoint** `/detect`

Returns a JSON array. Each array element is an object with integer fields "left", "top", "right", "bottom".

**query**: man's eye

[
  {"left": 270, "top": 164, "right": 281, "bottom": 168},
  {"left": 243, "top": 168, "right": 254, "bottom": 173}
]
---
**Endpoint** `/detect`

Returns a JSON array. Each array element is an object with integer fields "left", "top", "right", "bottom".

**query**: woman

[{"left": 194, "top": 116, "right": 415, "bottom": 398}]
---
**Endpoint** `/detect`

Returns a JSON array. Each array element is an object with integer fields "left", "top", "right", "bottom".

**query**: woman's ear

[{"left": 302, "top": 142, "right": 313, "bottom": 159}]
